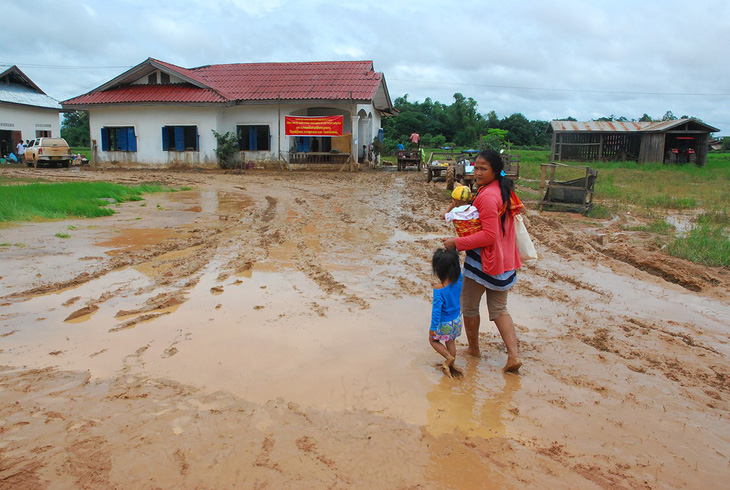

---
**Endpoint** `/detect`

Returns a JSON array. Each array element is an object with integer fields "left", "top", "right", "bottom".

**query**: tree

[
  {"left": 61, "top": 111, "right": 90, "bottom": 147},
  {"left": 639, "top": 113, "right": 653, "bottom": 122},
  {"left": 501, "top": 113, "right": 533, "bottom": 146},
  {"left": 661, "top": 111, "right": 677, "bottom": 121},
  {"left": 481, "top": 128, "right": 509, "bottom": 151}
]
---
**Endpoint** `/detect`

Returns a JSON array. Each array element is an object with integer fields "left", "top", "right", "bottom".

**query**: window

[
  {"left": 237, "top": 125, "right": 270, "bottom": 151},
  {"left": 148, "top": 73, "right": 157, "bottom": 84},
  {"left": 101, "top": 127, "right": 137, "bottom": 152},
  {"left": 162, "top": 126, "right": 198, "bottom": 151},
  {"left": 35, "top": 130, "right": 51, "bottom": 137},
  {"left": 160, "top": 72, "right": 170, "bottom": 84}
]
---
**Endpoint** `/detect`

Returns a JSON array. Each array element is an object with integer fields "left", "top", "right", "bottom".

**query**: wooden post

[{"left": 539, "top": 164, "right": 547, "bottom": 211}]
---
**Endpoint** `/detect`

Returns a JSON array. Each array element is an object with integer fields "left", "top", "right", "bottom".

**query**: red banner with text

[{"left": 285, "top": 115, "right": 344, "bottom": 136}]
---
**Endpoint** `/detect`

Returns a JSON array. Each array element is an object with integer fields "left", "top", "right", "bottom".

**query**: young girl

[{"left": 430, "top": 248, "right": 464, "bottom": 378}]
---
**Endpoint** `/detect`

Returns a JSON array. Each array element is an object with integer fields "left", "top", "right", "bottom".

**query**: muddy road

[{"left": 1, "top": 166, "right": 728, "bottom": 488}]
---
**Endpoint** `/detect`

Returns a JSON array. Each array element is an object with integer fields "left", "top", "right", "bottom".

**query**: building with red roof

[{"left": 62, "top": 58, "right": 395, "bottom": 168}]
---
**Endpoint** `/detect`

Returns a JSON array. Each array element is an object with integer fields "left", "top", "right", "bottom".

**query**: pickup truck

[{"left": 24, "top": 137, "right": 73, "bottom": 168}]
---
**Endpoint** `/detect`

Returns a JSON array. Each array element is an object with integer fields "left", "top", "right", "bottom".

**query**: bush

[
  {"left": 431, "top": 134, "right": 446, "bottom": 148},
  {"left": 212, "top": 130, "right": 239, "bottom": 169}
]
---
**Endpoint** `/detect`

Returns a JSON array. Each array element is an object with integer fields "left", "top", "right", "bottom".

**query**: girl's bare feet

[
  {"left": 502, "top": 356, "right": 522, "bottom": 373},
  {"left": 441, "top": 355, "right": 456, "bottom": 378}
]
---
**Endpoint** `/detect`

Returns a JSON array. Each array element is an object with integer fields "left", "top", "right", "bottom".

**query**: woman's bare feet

[
  {"left": 466, "top": 347, "right": 480, "bottom": 357},
  {"left": 502, "top": 356, "right": 522, "bottom": 373}
]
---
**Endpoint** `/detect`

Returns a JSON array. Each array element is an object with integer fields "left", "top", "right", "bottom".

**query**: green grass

[
  {"left": 668, "top": 218, "right": 730, "bottom": 268},
  {"left": 515, "top": 149, "right": 730, "bottom": 268},
  {"left": 0, "top": 181, "right": 171, "bottom": 222}
]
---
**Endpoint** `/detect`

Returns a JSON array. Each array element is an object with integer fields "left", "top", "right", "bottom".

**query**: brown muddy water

[{"left": 0, "top": 167, "right": 728, "bottom": 488}]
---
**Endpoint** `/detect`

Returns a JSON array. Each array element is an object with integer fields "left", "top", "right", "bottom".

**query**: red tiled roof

[
  {"left": 190, "top": 61, "right": 381, "bottom": 101},
  {"left": 64, "top": 83, "right": 227, "bottom": 105},
  {"left": 63, "top": 59, "right": 384, "bottom": 106}
]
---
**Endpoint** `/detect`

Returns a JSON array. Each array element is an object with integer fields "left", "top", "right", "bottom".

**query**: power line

[
  {"left": 0, "top": 62, "right": 132, "bottom": 70},
  {"left": 389, "top": 78, "right": 730, "bottom": 97}
]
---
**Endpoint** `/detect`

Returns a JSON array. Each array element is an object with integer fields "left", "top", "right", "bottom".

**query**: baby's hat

[{"left": 451, "top": 185, "right": 472, "bottom": 202}]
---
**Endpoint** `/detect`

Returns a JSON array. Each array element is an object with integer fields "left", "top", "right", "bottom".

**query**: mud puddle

[{"left": 1, "top": 167, "right": 728, "bottom": 488}]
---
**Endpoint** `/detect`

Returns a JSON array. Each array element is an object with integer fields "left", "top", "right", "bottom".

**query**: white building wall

[
  {"left": 87, "top": 101, "right": 381, "bottom": 168},
  {"left": 90, "top": 105, "right": 219, "bottom": 167},
  {"left": 0, "top": 103, "right": 61, "bottom": 140}
]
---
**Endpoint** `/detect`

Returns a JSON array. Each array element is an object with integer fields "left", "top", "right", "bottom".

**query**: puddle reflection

[{"left": 426, "top": 356, "right": 522, "bottom": 439}]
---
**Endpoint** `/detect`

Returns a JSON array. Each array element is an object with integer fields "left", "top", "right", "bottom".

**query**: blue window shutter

[
  {"left": 250, "top": 126, "right": 257, "bottom": 151},
  {"left": 174, "top": 126, "right": 184, "bottom": 151},
  {"left": 162, "top": 127, "right": 169, "bottom": 151},
  {"left": 128, "top": 127, "right": 137, "bottom": 152},
  {"left": 194, "top": 126, "right": 198, "bottom": 151},
  {"left": 118, "top": 127, "right": 128, "bottom": 150},
  {"left": 101, "top": 128, "right": 110, "bottom": 151}
]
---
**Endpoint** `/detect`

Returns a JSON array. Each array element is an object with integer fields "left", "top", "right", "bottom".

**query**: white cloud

[{"left": 2, "top": 0, "right": 728, "bottom": 134}]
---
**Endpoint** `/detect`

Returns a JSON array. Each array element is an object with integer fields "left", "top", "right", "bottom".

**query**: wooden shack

[{"left": 547, "top": 119, "right": 720, "bottom": 166}]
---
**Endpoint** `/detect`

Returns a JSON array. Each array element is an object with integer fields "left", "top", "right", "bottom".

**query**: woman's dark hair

[
  {"left": 477, "top": 149, "right": 512, "bottom": 233},
  {"left": 432, "top": 248, "right": 461, "bottom": 284}
]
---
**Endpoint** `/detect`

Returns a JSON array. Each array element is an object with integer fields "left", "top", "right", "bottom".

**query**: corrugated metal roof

[
  {"left": 0, "top": 65, "right": 61, "bottom": 109},
  {"left": 549, "top": 121, "right": 649, "bottom": 132},
  {"left": 549, "top": 119, "right": 720, "bottom": 133},
  {"left": 63, "top": 59, "right": 385, "bottom": 107},
  {"left": 0, "top": 83, "right": 61, "bottom": 109},
  {"left": 64, "top": 83, "right": 226, "bottom": 105}
]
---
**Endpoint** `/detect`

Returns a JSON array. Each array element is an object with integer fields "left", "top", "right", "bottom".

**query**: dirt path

[{"left": 1, "top": 166, "right": 728, "bottom": 488}]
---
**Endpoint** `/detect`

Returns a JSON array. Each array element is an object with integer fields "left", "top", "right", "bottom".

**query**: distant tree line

[{"left": 380, "top": 93, "right": 711, "bottom": 154}]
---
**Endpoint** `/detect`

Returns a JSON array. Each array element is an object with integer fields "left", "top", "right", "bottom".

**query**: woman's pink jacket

[{"left": 454, "top": 180, "right": 521, "bottom": 275}]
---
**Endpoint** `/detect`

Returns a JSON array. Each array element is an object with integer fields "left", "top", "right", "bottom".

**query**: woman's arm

[{"left": 453, "top": 192, "right": 500, "bottom": 251}]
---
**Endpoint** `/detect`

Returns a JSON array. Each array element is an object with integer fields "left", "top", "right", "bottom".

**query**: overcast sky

[{"left": 3, "top": 0, "right": 729, "bottom": 135}]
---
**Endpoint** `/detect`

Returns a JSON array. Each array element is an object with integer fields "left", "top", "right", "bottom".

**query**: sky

[{"left": 3, "top": 0, "right": 729, "bottom": 135}]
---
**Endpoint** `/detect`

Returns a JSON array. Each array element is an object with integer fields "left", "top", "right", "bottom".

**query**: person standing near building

[{"left": 16, "top": 140, "right": 25, "bottom": 164}]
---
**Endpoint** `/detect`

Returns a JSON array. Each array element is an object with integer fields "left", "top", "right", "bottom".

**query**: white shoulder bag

[{"left": 514, "top": 214, "right": 538, "bottom": 262}]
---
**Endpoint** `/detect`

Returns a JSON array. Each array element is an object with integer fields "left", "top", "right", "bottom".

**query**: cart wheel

[{"left": 446, "top": 167, "right": 455, "bottom": 190}]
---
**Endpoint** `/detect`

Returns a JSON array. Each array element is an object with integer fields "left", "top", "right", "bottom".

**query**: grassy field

[
  {"left": 513, "top": 149, "right": 729, "bottom": 268},
  {"left": 0, "top": 181, "right": 180, "bottom": 222},
  {"left": 390, "top": 147, "right": 729, "bottom": 268}
]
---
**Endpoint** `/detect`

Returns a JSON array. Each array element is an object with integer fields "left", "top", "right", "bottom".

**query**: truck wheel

[
  {"left": 63, "top": 160, "right": 70, "bottom": 168},
  {"left": 689, "top": 153, "right": 697, "bottom": 165},
  {"left": 446, "top": 167, "right": 455, "bottom": 190}
]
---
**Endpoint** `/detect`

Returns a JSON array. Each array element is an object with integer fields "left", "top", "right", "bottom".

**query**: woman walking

[{"left": 442, "top": 149, "right": 522, "bottom": 372}]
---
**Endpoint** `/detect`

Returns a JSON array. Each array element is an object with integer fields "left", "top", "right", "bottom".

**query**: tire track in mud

[
  {"left": 526, "top": 210, "right": 727, "bottom": 295},
  {"left": 571, "top": 315, "right": 729, "bottom": 404}
]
